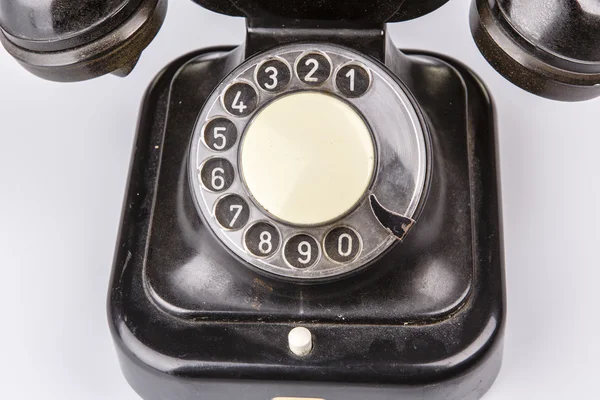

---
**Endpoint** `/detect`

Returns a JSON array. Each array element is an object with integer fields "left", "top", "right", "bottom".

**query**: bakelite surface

[
  {"left": 0, "top": 0, "right": 166, "bottom": 81},
  {"left": 0, "top": 0, "right": 143, "bottom": 51},
  {"left": 190, "top": 0, "right": 451, "bottom": 22},
  {"left": 498, "top": 0, "right": 600, "bottom": 64},
  {"left": 470, "top": 0, "right": 600, "bottom": 101},
  {"left": 108, "top": 45, "right": 505, "bottom": 399}
]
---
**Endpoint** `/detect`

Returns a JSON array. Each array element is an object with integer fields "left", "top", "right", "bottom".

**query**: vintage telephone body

[
  {"left": 2, "top": 1, "right": 599, "bottom": 399},
  {"left": 106, "top": 23, "right": 505, "bottom": 400}
]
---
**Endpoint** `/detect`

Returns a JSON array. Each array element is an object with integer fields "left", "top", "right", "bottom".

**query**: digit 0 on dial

[
  {"left": 324, "top": 227, "right": 361, "bottom": 263},
  {"left": 189, "top": 43, "right": 429, "bottom": 281}
]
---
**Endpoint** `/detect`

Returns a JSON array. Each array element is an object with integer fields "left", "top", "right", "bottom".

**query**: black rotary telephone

[{"left": 2, "top": 1, "right": 598, "bottom": 399}]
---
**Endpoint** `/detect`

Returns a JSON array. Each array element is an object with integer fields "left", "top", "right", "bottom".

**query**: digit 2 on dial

[{"left": 296, "top": 52, "right": 331, "bottom": 86}]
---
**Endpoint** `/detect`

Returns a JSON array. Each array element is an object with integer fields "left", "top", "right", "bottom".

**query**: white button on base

[
  {"left": 240, "top": 92, "right": 375, "bottom": 226},
  {"left": 288, "top": 327, "right": 313, "bottom": 356}
]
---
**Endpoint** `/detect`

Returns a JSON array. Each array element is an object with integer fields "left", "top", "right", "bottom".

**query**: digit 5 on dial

[{"left": 190, "top": 44, "right": 429, "bottom": 281}]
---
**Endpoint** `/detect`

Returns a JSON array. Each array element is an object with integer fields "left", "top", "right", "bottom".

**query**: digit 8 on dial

[{"left": 244, "top": 222, "right": 281, "bottom": 258}]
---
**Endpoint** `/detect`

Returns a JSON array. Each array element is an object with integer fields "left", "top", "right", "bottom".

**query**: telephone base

[{"left": 108, "top": 47, "right": 505, "bottom": 400}]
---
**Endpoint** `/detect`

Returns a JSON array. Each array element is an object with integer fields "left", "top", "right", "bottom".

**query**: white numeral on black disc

[
  {"left": 214, "top": 194, "right": 250, "bottom": 231},
  {"left": 245, "top": 222, "right": 280, "bottom": 258},
  {"left": 284, "top": 234, "right": 320, "bottom": 269},
  {"left": 223, "top": 82, "right": 258, "bottom": 117},
  {"left": 256, "top": 59, "right": 291, "bottom": 92},
  {"left": 296, "top": 53, "right": 331, "bottom": 86},
  {"left": 335, "top": 64, "right": 370, "bottom": 98},
  {"left": 203, "top": 118, "right": 237, "bottom": 151},
  {"left": 200, "top": 158, "right": 235, "bottom": 192},
  {"left": 324, "top": 227, "right": 361, "bottom": 263}
]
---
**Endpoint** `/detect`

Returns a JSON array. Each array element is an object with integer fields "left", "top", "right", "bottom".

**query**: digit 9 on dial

[{"left": 189, "top": 43, "right": 429, "bottom": 281}]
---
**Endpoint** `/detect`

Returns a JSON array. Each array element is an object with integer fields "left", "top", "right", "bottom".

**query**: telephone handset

[
  {"left": 0, "top": 0, "right": 166, "bottom": 81},
  {"left": 2, "top": 1, "right": 598, "bottom": 399}
]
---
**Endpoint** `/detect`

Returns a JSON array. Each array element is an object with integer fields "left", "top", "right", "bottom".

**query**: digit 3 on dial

[{"left": 189, "top": 43, "right": 430, "bottom": 282}]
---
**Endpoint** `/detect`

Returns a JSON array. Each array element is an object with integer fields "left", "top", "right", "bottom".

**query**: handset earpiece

[
  {"left": 0, "top": 0, "right": 167, "bottom": 81},
  {"left": 471, "top": 0, "right": 600, "bottom": 101}
]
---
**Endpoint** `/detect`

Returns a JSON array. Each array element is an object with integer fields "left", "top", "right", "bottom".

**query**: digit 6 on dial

[{"left": 199, "top": 158, "right": 235, "bottom": 192}]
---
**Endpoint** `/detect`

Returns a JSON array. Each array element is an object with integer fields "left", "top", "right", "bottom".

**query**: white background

[{"left": 0, "top": 0, "right": 598, "bottom": 398}]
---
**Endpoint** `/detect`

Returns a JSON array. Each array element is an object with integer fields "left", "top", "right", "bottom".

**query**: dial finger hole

[
  {"left": 324, "top": 227, "right": 362, "bottom": 263},
  {"left": 203, "top": 118, "right": 237, "bottom": 151},
  {"left": 223, "top": 82, "right": 258, "bottom": 117},
  {"left": 214, "top": 194, "right": 250, "bottom": 231},
  {"left": 244, "top": 222, "right": 281, "bottom": 258},
  {"left": 199, "top": 157, "right": 235, "bottom": 192},
  {"left": 296, "top": 52, "right": 331, "bottom": 86},
  {"left": 284, "top": 234, "right": 320, "bottom": 269},
  {"left": 335, "top": 63, "right": 371, "bottom": 98}
]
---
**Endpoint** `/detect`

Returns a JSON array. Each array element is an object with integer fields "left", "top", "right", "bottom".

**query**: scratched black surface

[{"left": 109, "top": 45, "right": 504, "bottom": 393}]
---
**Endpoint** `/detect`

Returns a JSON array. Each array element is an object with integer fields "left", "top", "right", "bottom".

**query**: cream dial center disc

[{"left": 240, "top": 91, "right": 375, "bottom": 226}]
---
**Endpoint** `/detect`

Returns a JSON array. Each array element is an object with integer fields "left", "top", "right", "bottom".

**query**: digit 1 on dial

[
  {"left": 244, "top": 222, "right": 280, "bottom": 258},
  {"left": 284, "top": 234, "right": 320, "bottom": 269},
  {"left": 335, "top": 64, "right": 371, "bottom": 98}
]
